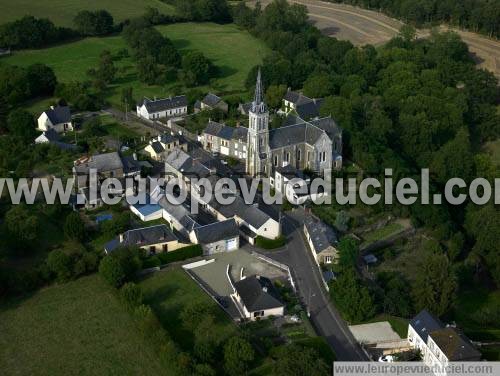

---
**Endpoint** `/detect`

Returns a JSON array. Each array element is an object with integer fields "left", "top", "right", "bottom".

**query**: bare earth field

[{"left": 250, "top": 0, "right": 500, "bottom": 79}]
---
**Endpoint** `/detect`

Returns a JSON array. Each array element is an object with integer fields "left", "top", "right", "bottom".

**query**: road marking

[{"left": 291, "top": 0, "right": 401, "bottom": 34}]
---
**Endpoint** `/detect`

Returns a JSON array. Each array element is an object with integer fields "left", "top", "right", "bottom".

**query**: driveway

[{"left": 262, "top": 208, "right": 368, "bottom": 360}]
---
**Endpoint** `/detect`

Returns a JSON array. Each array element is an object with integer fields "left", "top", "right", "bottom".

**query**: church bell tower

[{"left": 246, "top": 69, "right": 270, "bottom": 177}]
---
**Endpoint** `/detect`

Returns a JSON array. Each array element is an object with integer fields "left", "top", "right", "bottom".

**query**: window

[
  {"left": 285, "top": 152, "right": 290, "bottom": 162},
  {"left": 162, "top": 244, "right": 168, "bottom": 252},
  {"left": 325, "top": 255, "right": 332, "bottom": 264},
  {"left": 297, "top": 149, "right": 301, "bottom": 161},
  {"left": 274, "top": 155, "right": 278, "bottom": 166},
  {"left": 307, "top": 151, "right": 311, "bottom": 162}
]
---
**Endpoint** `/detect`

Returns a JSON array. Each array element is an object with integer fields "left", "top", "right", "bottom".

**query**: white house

[
  {"left": 136, "top": 96, "right": 188, "bottom": 120},
  {"left": 230, "top": 275, "right": 284, "bottom": 321},
  {"left": 37, "top": 105, "right": 73, "bottom": 133},
  {"left": 303, "top": 215, "right": 338, "bottom": 265},
  {"left": 408, "top": 310, "right": 481, "bottom": 376},
  {"left": 189, "top": 219, "right": 240, "bottom": 255}
]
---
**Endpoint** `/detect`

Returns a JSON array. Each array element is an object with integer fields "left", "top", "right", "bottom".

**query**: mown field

[
  {"left": 3, "top": 22, "right": 270, "bottom": 110},
  {"left": 0, "top": 0, "right": 175, "bottom": 27},
  {"left": 0, "top": 275, "right": 168, "bottom": 375}
]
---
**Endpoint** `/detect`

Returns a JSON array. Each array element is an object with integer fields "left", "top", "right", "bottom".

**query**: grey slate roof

[
  {"left": 74, "top": 152, "right": 123, "bottom": 174},
  {"left": 151, "top": 141, "right": 164, "bottom": 153},
  {"left": 238, "top": 102, "right": 252, "bottom": 115},
  {"left": 193, "top": 219, "right": 239, "bottom": 244},
  {"left": 105, "top": 224, "right": 178, "bottom": 253},
  {"left": 45, "top": 106, "right": 71, "bottom": 125},
  {"left": 209, "top": 195, "right": 272, "bottom": 229},
  {"left": 429, "top": 328, "right": 481, "bottom": 361},
  {"left": 410, "top": 309, "right": 444, "bottom": 343},
  {"left": 304, "top": 216, "right": 338, "bottom": 253},
  {"left": 204, "top": 121, "right": 248, "bottom": 142},
  {"left": 158, "top": 196, "right": 200, "bottom": 232},
  {"left": 42, "top": 129, "right": 60, "bottom": 142},
  {"left": 234, "top": 275, "right": 283, "bottom": 312},
  {"left": 296, "top": 98, "right": 323, "bottom": 119},
  {"left": 165, "top": 149, "right": 213, "bottom": 178},
  {"left": 202, "top": 93, "right": 223, "bottom": 107},
  {"left": 141, "top": 95, "right": 187, "bottom": 113},
  {"left": 269, "top": 116, "right": 340, "bottom": 150}
]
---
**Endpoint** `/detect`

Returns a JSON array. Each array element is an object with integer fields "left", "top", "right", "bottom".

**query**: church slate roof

[
  {"left": 269, "top": 116, "right": 341, "bottom": 150},
  {"left": 141, "top": 95, "right": 187, "bottom": 113},
  {"left": 45, "top": 105, "right": 71, "bottom": 125},
  {"left": 234, "top": 275, "right": 283, "bottom": 312}
]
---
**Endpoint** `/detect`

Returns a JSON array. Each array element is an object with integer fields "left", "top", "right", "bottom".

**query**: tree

[
  {"left": 121, "top": 87, "right": 134, "bottom": 109},
  {"left": 330, "top": 268, "right": 375, "bottom": 323},
  {"left": 5, "top": 205, "right": 39, "bottom": 244},
  {"left": 26, "top": 64, "right": 57, "bottom": 97},
  {"left": 99, "top": 255, "right": 125, "bottom": 288},
  {"left": 272, "top": 345, "right": 329, "bottom": 376},
  {"left": 412, "top": 251, "right": 457, "bottom": 316},
  {"left": 74, "top": 10, "right": 114, "bottom": 36},
  {"left": 7, "top": 109, "right": 36, "bottom": 141},
  {"left": 181, "top": 51, "right": 214, "bottom": 86},
  {"left": 47, "top": 249, "right": 72, "bottom": 282},
  {"left": 224, "top": 337, "right": 255, "bottom": 375},
  {"left": 303, "top": 73, "right": 334, "bottom": 98},
  {"left": 265, "top": 84, "right": 287, "bottom": 109},
  {"left": 64, "top": 212, "right": 85, "bottom": 241},
  {"left": 120, "top": 282, "right": 143, "bottom": 309},
  {"left": 337, "top": 238, "right": 358, "bottom": 269}
]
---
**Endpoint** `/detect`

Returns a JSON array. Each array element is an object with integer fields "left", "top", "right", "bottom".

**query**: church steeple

[{"left": 252, "top": 68, "right": 267, "bottom": 114}]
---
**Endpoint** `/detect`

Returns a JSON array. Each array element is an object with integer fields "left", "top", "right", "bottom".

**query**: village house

[
  {"left": 37, "top": 105, "right": 73, "bottom": 133},
  {"left": 194, "top": 93, "right": 228, "bottom": 113},
  {"left": 189, "top": 219, "right": 240, "bottom": 255},
  {"left": 408, "top": 310, "right": 481, "bottom": 375},
  {"left": 104, "top": 224, "right": 189, "bottom": 255},
  {"left": 202, "top": 121, "right": 248, "bottom": 160},
  {"left": 143, "top": 133, "right": 188, "bottom": 161},
  {"left": 136, "top": 95, "right": 188, "bottom": 120},
  {"left": 303, "top": 215, "right": 339, "bottom": 265},
  {"left": 282, "top": 89, "right": 324, "bottom": 120},
  {"left": 35, "top": 129, "right": 77, "bottom": 151},
  {"left": 73, "top": 152, "right": 141, "bottom": 208},
  {"left": 230, "top": 275, "right": 284, "bottom": 321}
]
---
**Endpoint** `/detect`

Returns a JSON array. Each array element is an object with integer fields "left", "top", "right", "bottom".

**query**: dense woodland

[
  {"left": 0, "top": 0, "right": 498, "bottom": 357},
  {"left": 234, "top": 0, "right": 499, "bottom": 322},
  {"left": 328, "top": 0, "right": 500, "bottom": 38}
]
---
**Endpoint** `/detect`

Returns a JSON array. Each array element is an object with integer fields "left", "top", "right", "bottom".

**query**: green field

[
  {"left": 3, "top": 22, "right": 270, "bottom": 109},
  {"left": 0, "top": 0, "right": 175, "bottom": 27},
  {"left": 139, "top": 267, "right": 236, "bottom": 351},
  {"left": 0, "top": 275, "right": 167, "bottom": 375}
]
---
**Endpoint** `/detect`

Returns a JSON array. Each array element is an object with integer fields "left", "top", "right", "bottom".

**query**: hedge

[
  {"left": 157, "top": 244, "right": 203, "bottom": 265},
  {"left": 255, "top": 235, "right": 287, "bottom": 250}
]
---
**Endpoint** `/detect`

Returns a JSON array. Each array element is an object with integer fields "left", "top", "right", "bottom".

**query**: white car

[{"left": 378, "top": 355, "right": 395, "bottom": 363}]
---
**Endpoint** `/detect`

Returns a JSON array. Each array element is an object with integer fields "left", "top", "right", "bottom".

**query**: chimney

[{"left": 50, "top": 105, "right": 55, "bottom": 110}]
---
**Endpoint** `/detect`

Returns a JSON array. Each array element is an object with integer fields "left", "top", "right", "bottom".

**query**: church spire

[{"left": 252, "top": 68, "right": 267, "bottom": 114}]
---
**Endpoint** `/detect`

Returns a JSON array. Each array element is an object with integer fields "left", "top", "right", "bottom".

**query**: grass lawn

[
  {"left": 361, "top": 222, "right": 405, "bottom": 247},
  {"left": 0, "top": 275, "right": 168, "bottom": 375},
  {"left": 4, "top": 23, "right": 270, "bottom": 109},
  {"left": 0, "top": 0, "right": 175, "bottom": 27},
  {"left": 139, "top": 267, "right": 236, "bottom": 351}
]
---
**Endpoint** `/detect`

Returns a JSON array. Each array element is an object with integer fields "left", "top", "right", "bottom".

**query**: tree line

[
  {"left": 326, "top": 0, "right": 500, "bottom": 38},
  {"left": 233, "top": 0, "right": 500, "bottom": 319}
]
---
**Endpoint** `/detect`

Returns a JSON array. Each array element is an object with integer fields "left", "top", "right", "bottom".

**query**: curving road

[
  {"left": 262, "top": 209, "right": 368, "bottom": 361},
  {"left": 250, "top": 0, "right": 500, "bottom": 79}
]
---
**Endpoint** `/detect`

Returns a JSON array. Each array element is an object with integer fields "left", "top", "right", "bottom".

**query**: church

[{"left": 202, "top": 70, "right": 342, "bottom": 177}]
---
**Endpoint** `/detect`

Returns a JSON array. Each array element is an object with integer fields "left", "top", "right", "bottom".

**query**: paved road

[
  {"left": 263, "top": 209, "right": 368, "bottom": 361},
  {"left": 250, "top": 0, "right": 500, "bottom": 79}
]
